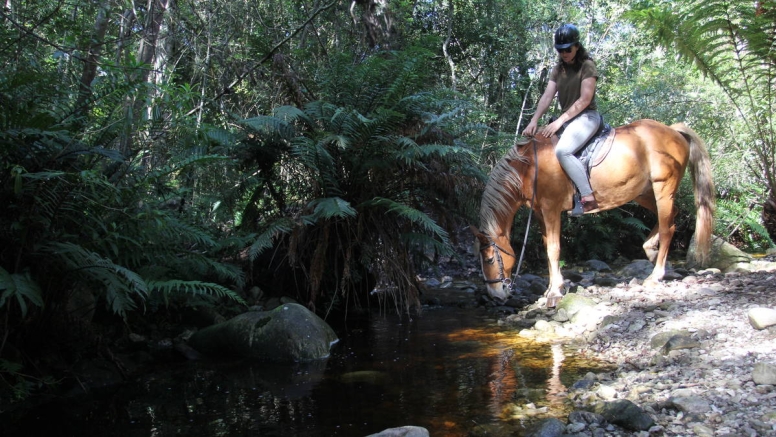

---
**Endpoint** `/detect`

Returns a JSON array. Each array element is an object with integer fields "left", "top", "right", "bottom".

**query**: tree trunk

[
  {"left": 442, "top": 0, "right": 456, "bottom": 91},
  {"left": 763, "top": 195, "right": 776, "bottom": 242},
  {"left": 74, "top": 0, "right": 111, "bottom": 121},
  {"left": 118, "top": 0, "right": 169, "bottom": 158}
]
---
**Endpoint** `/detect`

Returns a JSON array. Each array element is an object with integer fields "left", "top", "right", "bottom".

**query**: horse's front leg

[{"left": 542, "top": 213, "right": 565, "bottom": 308}]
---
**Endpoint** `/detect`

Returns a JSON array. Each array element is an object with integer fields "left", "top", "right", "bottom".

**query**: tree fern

[
  {"left": 626, "top": 1, "right": 776, "bottom": 201},
  {"left": 360, "top": 197, "right": 451, "bottom": 245},
  {"left": 304, "top": 197, "right": 358, "bottom": 222},
  {"left": 229, "top": 50, "right": 485, "bottom": 313}
]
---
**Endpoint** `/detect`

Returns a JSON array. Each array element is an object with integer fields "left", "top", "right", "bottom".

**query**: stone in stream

[
  {"left": 365, "top": 426, "right": 429, "bottom": 437},
  {"left": 188, "top": 303, "right": 338, "bottom": 362},
  {"left": 593, "top": 399, "right": 655, "bottom": 431},
  {"left": 747, "top": 307, "right": 776, "bottom": 330}
]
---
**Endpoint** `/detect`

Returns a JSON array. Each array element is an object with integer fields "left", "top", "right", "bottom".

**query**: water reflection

[{"left": 2, "top": 306, "right": 611, "bottom": 437}]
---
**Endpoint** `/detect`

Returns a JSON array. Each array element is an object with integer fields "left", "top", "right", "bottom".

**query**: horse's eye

[{"left": 485, "top": 257, "right": 495, "bottom": 265}]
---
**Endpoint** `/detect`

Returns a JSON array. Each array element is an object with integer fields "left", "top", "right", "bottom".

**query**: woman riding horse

[
  {"left": 523, "top": 24, "right": 600, "bottom": 214},
  {"left": 472, "top": 26, "right": 715, "bottom": 307}
]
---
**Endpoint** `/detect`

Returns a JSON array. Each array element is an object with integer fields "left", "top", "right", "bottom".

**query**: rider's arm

[{"left": 523, "top": 80, "right": 558, "bottom": 136}]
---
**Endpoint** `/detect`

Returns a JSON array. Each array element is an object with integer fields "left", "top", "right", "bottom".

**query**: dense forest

[{"left": 1, "top": 0, "right": 774, "bottom": 401}]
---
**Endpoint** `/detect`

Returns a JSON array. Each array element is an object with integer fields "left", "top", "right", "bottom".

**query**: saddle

[
  {"left": 556, "top": 114, "right": 616, "bottom": 170},
  {"left": 576, "top": 121, "right": 615, "bottom": 171}
]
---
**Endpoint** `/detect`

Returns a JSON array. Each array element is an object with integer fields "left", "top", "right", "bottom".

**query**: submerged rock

[
  {"left": 188, "top": 303, "right": 338, "bottom": 362},
  {"left": 366, "top": 426, "right": 429, "bottom": 437}
]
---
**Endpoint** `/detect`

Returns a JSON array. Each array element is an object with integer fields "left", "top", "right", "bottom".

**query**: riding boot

[
  {"left": 581, "top": 195, "right": 599, "bottom": 212},
  {"left": 570, "top": 193, "right": 599, "bottom": 216}
]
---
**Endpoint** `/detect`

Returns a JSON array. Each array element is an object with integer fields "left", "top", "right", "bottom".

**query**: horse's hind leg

[
  {"left": 642, "top": 227, "right": 659, "bottom": 264},
  {"left": 643, "top": 185, "right": 679, "bottom": 286},
  {"left": 633, "top": 196, "right": 660, "bottom": 263}
]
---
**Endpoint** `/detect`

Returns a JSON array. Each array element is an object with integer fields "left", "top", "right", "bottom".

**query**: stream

[{"left": 4, "top": 301, "right": 613, "bottom": 436}]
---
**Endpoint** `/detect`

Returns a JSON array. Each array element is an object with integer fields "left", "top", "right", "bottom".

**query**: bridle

[{"left": 479, "top": 237, "right": 517, "bottom": 287}]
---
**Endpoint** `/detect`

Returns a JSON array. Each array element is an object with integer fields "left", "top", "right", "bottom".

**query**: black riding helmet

[{"left": 554, "top": 24, "right": 580, "bottom": 49}]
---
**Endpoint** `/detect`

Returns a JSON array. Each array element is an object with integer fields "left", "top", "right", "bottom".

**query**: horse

[{"left": 471, "top": 119, "right": 715, "bottom": 307}]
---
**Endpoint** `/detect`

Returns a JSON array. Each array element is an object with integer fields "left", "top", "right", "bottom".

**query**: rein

[
  {"left": 514, "top": 138, "right": 538, "bottom": 282},
  {"left": 480, "top": 138, "right": 538, "bottom": 292}
]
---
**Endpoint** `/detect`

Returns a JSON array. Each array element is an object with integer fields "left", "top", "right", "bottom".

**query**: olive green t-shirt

[{"left": 549, "top": 59, "right": 598, "bottom": 113}]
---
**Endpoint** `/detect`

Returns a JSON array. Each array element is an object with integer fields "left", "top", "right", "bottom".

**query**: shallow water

[{"left": 3, "top": 305, "right": 612, "bottom": 436}]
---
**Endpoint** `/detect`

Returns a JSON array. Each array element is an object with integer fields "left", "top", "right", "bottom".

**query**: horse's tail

[{"left": 671, "top": 122, "right": 716, "bottom": 266}]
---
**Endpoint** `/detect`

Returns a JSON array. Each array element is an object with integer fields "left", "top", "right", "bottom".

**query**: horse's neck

[{"left": 481, "top": 145, "right": 537, "bottom": 237}]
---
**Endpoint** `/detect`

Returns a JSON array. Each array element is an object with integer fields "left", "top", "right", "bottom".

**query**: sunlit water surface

[{"left": 5, "top": 305, "right": 612, "bottom": 436}]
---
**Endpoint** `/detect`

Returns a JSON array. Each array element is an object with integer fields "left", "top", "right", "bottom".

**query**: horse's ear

[{"left": 469, "top": 225, "right": 488, "bottom": 244}]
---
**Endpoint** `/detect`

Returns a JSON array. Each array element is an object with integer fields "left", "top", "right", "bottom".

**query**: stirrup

[{"left": 569, "top": 193, "right": 584, "bottom": 217}]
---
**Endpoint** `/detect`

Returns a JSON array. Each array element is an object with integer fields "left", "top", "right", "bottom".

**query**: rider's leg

[{"left": 555, "top": 110, "right": 601, "bottom": 206}]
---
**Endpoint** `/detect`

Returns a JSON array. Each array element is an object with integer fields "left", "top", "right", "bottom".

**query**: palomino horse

[{"left": 472, "top": 119, "right": 715, "bottom": 307}]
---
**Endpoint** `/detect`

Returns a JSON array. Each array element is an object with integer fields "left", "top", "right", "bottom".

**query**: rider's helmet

[{"left": 554, "top": 24, "right": 580, "bottom": 49}]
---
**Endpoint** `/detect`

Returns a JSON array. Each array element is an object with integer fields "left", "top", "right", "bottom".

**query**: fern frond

[
  {"left": 0, "top": 267, "right": 43, "bottom": 318},
  {"left": 43, "top": 242, "right": 147, "bottom": 317},
  {"left": 147, "top": 280, "right": 246, "bottom": 306},
  {"left": 153, "top": 214, "right": 217, "bottom": 247},
  {"left": 273, "top": 105, "right": 314, "bottom": 126},
  {"left": 304, "top": 197, "right": 357, "bottom": 223},
  {"left": 621, "top": 216, "right": 650, "bottom": 232},
  {"left": 246, "top": 218, "right": 294, "bottom": 261},
  {"left": 203, "top": 126, "right": 235, "bottom": 147},
  {"left": 360, "top": 197, "right": 450, "bottom": 244},
  {"left": 240, "top": 115, "right": 297, "bottom": 140}
]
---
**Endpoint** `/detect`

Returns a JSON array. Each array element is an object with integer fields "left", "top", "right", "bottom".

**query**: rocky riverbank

[{"left": 443, "top": 254, "right": 776, "bottom": 437}]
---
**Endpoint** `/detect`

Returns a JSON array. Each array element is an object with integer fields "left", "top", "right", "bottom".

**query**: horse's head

[{"left": 470, "top": 226, "right": 515, "bottom": 302}]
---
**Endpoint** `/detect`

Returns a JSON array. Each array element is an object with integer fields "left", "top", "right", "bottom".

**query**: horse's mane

[{"left": 479, "top": 139, "right": 531, "bottom": 237}]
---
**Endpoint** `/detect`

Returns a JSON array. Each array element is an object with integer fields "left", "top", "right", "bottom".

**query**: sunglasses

[{"left": 557, "top": 46, "right": 575, "bottom": 54}]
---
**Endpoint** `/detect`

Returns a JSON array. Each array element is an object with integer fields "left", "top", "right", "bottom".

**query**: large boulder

[
  {"left": 366, "top": 426, "right": 429, "bottom": 437},
  {"left": 687, "top": 235, "right": 752, "bottom": 272},
  {"left": 188, "top": 303, "right": 338, "bottom": 362}
]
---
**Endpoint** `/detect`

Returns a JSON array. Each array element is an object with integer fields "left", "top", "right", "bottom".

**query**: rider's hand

[
  {"left": 540, "top": 119, "right": 563, "bottom": 138},
  {"left": 522, "top": 121, "right": 538, "bottom": 137}
]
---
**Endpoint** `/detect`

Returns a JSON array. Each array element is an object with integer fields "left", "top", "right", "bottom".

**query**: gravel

[{"left": 495, "top": 259, "right": 776, "bottom": 436}]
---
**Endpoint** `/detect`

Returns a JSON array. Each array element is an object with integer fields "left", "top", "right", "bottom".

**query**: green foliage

[
  {"left": 230, "top": 50, "right": 485, "bottom": 312},
  {"left": 148, "top": 280, "right": 247, "bottom": 306},
  {"left": 3, "top": 1, "right": 774, "bottom": 409},
  {"left": 43, "top": 242, "right": 148, "bottom": 317},
  {"left": 0, "top": 358, "right": 57, "bottom": 402},
  {"left": 560, "top": 208, "right": 651, "bottom": 263},
  {"left": 626, "top": 0, "right": 776, "bottom": 234},
  {"left": 0, "top": 267, "right": 43, "bottom": 318},
  {"left": 715, "top": 186, "right": 775, "bottom": 252}
]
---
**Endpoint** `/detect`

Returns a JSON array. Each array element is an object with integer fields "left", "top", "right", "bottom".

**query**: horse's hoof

[{"left": 546, "top": 296, "right": 562, "bottom": 308}]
